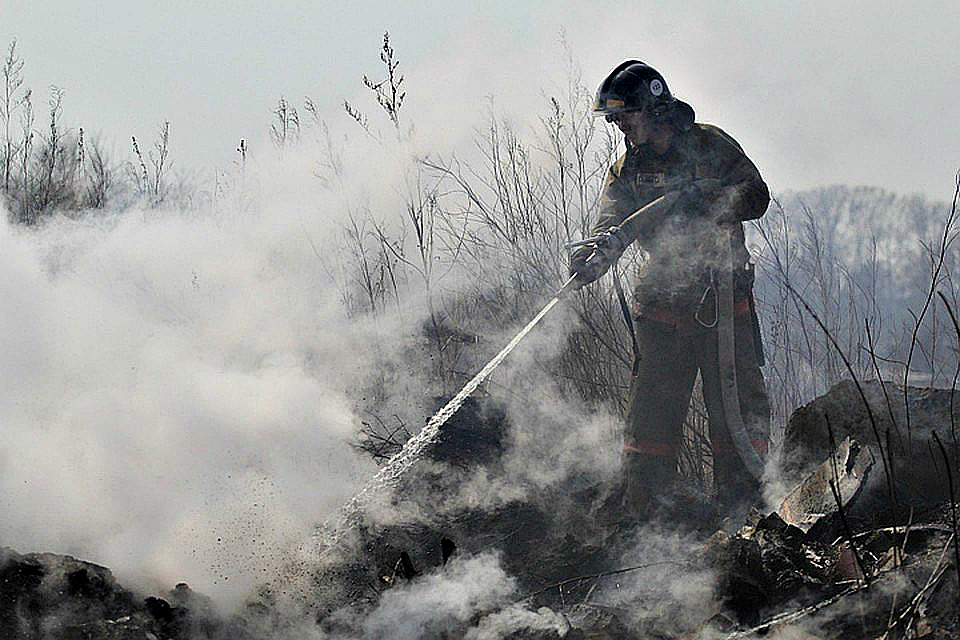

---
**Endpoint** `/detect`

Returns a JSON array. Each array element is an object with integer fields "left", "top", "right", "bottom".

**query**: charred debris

[
  {"left": 3, "top": 382, "right": 959, "bottom": 639},
  {"left": 309, "top": 382, "right": 960, "bottom": 639}
]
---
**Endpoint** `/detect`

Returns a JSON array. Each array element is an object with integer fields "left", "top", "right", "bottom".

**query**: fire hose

[{"left": 715, "top": 228, "right": 766, "bottom": 480}]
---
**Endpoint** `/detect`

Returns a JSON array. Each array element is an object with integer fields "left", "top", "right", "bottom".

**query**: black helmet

[{"left": 594, "top": 60, "right": 694, "bottom": 130}]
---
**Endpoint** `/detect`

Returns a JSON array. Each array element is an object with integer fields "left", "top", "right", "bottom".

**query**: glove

[
  {"left": 568, "top": 245, "right": 593, "bottom": 279},
  {"left": 568, "top": 226, "right": 628, "bottom": 286}
]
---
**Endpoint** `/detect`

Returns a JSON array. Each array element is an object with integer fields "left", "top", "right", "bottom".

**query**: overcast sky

[{"left": 4, "top": 1, "right": 959, "bottom": 199}]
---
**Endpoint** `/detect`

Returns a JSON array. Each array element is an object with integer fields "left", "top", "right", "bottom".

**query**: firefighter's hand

[
  {"left": 568, "top": 245, "right": 594, "bottom": 281},
  {"left": 568, "top": 226, "right": 627, "bottom": 287}
]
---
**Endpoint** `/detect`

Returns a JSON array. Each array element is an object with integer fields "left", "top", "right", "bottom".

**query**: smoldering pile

[
  {"left": 299, "top": 381, "right": 960, "bottom": 639},
  {"left": 0, "top": 548, "right": 230, "bottom": 639},
  {"left": 2, "top": 381, "right": 959, "bottom": 639}
]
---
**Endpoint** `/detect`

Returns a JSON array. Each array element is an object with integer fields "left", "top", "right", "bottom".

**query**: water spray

[
  {"left": 315, "top": 192, "right": 687, "bottom": 552},
  {"left": 315, "top": 274, "right": 580, "bottom": 551}
]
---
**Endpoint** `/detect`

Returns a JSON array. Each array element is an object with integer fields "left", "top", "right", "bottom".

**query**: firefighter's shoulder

[{"left": 691, "top": 123, "right": 747, "bottom": 155}]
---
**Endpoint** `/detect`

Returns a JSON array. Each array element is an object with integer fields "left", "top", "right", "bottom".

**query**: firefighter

[{"left": 570, "top": 60, "right": 771, "bottom": 518}]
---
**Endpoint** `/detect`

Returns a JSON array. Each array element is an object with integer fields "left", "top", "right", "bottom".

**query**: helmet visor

[{"left": 592, "top": 96, "right": 639, "bottom": 117}]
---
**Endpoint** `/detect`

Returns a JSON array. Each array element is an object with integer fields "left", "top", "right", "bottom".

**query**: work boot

[
  {"left": 587, "top": 481, "right": 628, "bottom": 533},
  {"left": 662, "top": 482, "right": 720, "bottom": 533},
  {"left": 715, "top": 463, "right": 762, "bottom": 525},
  {"left": 621, "top": 454, "right": 675, "bottom": 521}
]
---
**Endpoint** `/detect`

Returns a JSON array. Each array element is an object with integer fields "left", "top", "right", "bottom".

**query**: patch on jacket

[{"left": 635, "top": 172, "right": 668, "bottom": 187}]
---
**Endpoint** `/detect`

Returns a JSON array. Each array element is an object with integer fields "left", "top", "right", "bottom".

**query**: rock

[
  {"left": 777, "top": 436, "right": 874, "bottom": 535},
  {"left": 782, "top": 380, "right": 960, "bottom": 525}
]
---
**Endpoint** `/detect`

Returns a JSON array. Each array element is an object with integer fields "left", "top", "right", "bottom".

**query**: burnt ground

[
  {"left": 0, "top": 547, "right": 235, "bottom": 639},
  {"left": 3, "top": 383, "right": 960, "bottom": 639},
  {"left": 298, "top": 384, "right": 960, "bottom": 638}
]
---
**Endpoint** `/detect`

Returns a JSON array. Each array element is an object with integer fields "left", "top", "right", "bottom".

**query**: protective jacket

[{"left": 589, "top": 123, "right": 768, "bottom": 311}]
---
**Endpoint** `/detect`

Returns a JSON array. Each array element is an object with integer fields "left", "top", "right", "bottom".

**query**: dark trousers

[{"left": 622, "top": 305, "right": 770, "bottom": 510}]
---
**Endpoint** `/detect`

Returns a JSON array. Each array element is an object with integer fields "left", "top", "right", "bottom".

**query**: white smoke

[
  {"left": 466, "top": 605, "right": 570, "bottom": 640},
  {"left": 0, "top": 139, "right": 440, "bottom": 610},
  {"left": 361, "top": 553, "right": 516, "bottom": 639}
]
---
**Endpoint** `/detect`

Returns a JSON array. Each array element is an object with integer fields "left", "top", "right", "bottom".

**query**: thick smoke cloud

[{"left": 0, "top": 144, "right": 437, "bottom": 609}]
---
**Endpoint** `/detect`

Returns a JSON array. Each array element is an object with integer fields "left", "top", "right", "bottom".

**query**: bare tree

[
  {"left": 83, "top": 135, "right": 111, "bottom": 208},
  {"left": 1, "top": 39, "right": 26, "bottom": 192},
  {"left": 270, "top": 97, "right": 300, "bottom": 149},
  {"left": 16, "top": 88, "right": 33, "bottom": 223},
  {"left": 129, "top": 121, "right": 172, "bottom": 205},
  {"left": 362, "top": 31, "right": 405, "bottom": 130}
]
